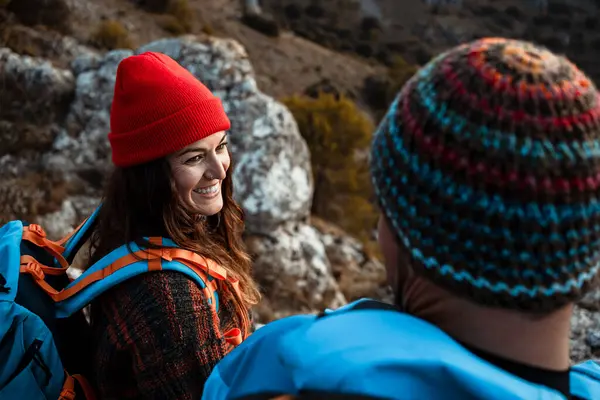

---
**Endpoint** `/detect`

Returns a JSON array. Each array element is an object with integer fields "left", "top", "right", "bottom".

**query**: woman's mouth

[{"left": 193, "top": 182, "right": 220, "bottom": 198}]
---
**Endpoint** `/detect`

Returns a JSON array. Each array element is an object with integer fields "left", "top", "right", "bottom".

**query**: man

[{"left": 202, "top": 37, "right": 600, "bottom": 400}]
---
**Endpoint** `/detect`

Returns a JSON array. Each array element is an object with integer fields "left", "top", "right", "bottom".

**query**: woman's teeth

[{"left": 194, "top": 184, "right": 219, "bottom": 194}]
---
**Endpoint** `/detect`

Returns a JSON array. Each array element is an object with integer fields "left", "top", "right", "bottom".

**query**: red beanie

[{"left": 108, "top": 52, "right": 231, "bottom": 167}]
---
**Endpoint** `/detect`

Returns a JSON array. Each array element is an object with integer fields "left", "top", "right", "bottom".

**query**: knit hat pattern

[
  {"left": 108, "top": 52, "right": 231, "bottom": 167},
  {"left": 370, "top": 37, "right": 600, "bottom": 312}
]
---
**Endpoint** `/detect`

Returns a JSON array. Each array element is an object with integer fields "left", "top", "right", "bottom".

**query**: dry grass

[
  {"left": 158, "top": 0, "right": 196, "bottom": 35},
  {"left": 91, "top": 19, "right": 133, "bottom": 50}
]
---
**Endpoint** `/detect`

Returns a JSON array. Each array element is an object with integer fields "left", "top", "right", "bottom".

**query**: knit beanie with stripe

[{"left": 370, "top": 37, "right": 600, "bottom": 312}]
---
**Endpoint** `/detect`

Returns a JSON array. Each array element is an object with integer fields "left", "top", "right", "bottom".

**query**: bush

[
  {"left": 160, "top": 16, "right": 185, "bottom": 35},
  {"left": 355, "top": 42, "right": 374, "bottom": 58},
  {"left": 91, "top": 20, "right": 133, "bottom": 50},
  {"left": 304, "top": 78, "right": 343, "bottom": 99},
  {"left": 136, "top": 0, "right": 170, "bottom": 13},
  {"left": 363, "top": 55, "right": 418, "bottom": 120},
  {"left": 166, "top": 0, "right": 194, "bottom": 33},
  {"left": 305, "top": 4, "right": 325, "bottom": 18},
  {"left": 201, "top": 23, "right": 215, "bottom": 35},
  {"left": 283, "top": 3, "right": 302, "bottom": 20},
  {"left": 7, "top": 0, "right": 71, "bottom": 33},
  {"left": 241, "top": 13, "right": 280, "bottom": 37},
  {"left": 282, "top": 93, "right": 378, "bottom": 243}
]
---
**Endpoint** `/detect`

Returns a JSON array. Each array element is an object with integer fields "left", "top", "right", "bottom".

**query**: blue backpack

[
  {"left": 0, "top": 206, "right": 231, "bottom": 399},
  {"left": 203, "top": 298, "right": 600, "bottom": 400}
]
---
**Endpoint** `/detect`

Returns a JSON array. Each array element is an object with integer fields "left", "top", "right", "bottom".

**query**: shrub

[
  {"left": 166, "top": 0, "right": 194, "bottom": 33},
  {"left": 363, "top": 55, "right": 418, "bottom": 120},
  {"left": 241, "top": 13, "right": 280, "bottom": 37},
  {"left": 136, "top": 0, "right": 170, "bottom": 13},
  {"left": 91, "top": 20, "right": 133, "bottom": 50},
  {"left": 201, "top": 23, "right": 215, "bottom": 35},
  {"left": 361, "top": 16, "right": 381, "bottom": 33},
  {"left": 305, "top": 4, "right": 325, "bottom": 18},
  {"left": 160, "top": 15, "right": 187, "bottom": 35},
  {"left": 7, "top": 0, "right": 71, "bottom": 33},
  {"left": 282, "top": 93, "right": 378, "bottom": 244},
  {"left": 355, "top": 42, "right": 374, "bottom": 58},
  {"left": 283, "top": 3, "right": 302, "bottom": 20}
]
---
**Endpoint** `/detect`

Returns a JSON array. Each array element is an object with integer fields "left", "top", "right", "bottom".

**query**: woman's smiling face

[{"left": 167, "top": 131, "right": 230, "bottom": 216}]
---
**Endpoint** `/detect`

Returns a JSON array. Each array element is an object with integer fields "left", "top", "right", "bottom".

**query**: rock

[
  {"left": 586, "top": 331, "right": 600, "bottom": 352},
  {"left": 34, "top": 195, "right": 100, "bottom": 240},
  {"left": 0, "top": 23, "right": 97, "bottom": 69},
  {"left": 0, "top": 154, "right": 39, "bottom": 179},
  {"left": 242, "top": 0, "right": 262, "bottom": 16},
  {"left": 43, "top": 49, "right": 133, "bottom": 177},
  {"left": 245, "top": 221, "right": 346, "bottom": 320},
  {"left": 35, "top": 198, "right": 78, "bottom": 240},
  {"left": 0, "top": 170, "right": 70, "bottom": 223},
  {"left": 0, "top": 48, "right": 75, "bottom": 125},
  {"left": 312, "top": 216, "right": 391, "bottom": 303},
  {"left": 0, "top": 120, "right": 57, "bottom": 156},
  {"left": 571, "top": 305, "right": 600, "bottom": 363},
  {"left": 580, "top": 287, "right": 600, "bottom": 311}
]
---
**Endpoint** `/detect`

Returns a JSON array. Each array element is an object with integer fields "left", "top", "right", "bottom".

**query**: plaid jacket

[{"left": 89, "top": 270, "right": 251, "bottom": 400}]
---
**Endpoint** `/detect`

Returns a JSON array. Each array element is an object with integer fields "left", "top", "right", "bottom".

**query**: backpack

[
  {"left": 0, "top": 205, "right": 242, "bottom": 399},
  {"left": 202, "top": 298, "right": 600, "bottom": 400}
]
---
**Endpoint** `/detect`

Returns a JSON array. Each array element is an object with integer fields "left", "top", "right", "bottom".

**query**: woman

[{"left": 85, "top": 51, "right": 260, "bottom": 399}]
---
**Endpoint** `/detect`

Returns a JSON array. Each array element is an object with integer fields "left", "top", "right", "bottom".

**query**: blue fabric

[
  {"left": 62, "top": 205, "right": 101, "bottom": 261},
  {"left": 203, "top": 299, "right": 600, "bottom": 400},
  {"left": 0, "top": 221, "right": 64, "bottom": 399},
  {"left": 203, "top": 315, "right": 313, "bottom": 399}
]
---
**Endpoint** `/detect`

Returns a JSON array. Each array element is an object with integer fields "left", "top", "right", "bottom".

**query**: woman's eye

[
  {"left": 217, "top": 142, "right": 228, "bottom": 151},
  {"left": 186, "top": 155, "right": 203, "bottom": 164}
]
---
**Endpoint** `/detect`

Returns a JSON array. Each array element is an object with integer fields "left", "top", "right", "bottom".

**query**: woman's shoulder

[{"left": 95, "top": 270, "right": 216, "bottom": 326}]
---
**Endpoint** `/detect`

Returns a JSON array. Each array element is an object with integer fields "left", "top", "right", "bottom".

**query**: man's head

[{"left": 371, "top": 37, "right": 600, "bottom": 314}]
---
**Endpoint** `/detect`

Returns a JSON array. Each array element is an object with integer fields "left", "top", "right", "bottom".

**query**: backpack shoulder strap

[
  {"left": 58, "top": 205, "right": 101, "bottom": 263},
  {"left": 54, "top": 237, "right": 225, "bottom": 317},
  {"left": 571, "top": 360, "right": 600, "bottom": 399}
]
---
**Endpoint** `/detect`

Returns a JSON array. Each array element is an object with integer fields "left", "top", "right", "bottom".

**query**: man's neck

[{"left": 418, "top": 298, "right": 573, "bottom": 370}]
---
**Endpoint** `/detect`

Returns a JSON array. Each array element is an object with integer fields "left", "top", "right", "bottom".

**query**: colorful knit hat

[
  {"left": 108, "top": 52, "right": 231, "bottom": 167},
  {"left": 370, "top": 37, "right": 600, "bottom": 312}
]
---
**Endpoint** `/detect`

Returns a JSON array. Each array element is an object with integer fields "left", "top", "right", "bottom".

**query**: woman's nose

[{"left": 205, "top": 155, "right": 227, "bottom": 180}]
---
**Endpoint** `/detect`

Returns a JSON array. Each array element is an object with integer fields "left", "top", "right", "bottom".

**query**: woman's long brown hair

[{"left": 87, "top": 152, "right": 260, "bottom": 335}]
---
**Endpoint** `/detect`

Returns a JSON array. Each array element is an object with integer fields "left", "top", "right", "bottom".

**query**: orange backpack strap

[
  {"left": 21, "top": 224, "right": 68, "bottom": 268},
  {"left": 19, "top": 230, "right": 248, "bottom": 348},
  {"left": 53, "top": 237, "right": 226, "bottom": 318},
  {"left": 61, "top": 372, "right": 98, "bottom": 400}
]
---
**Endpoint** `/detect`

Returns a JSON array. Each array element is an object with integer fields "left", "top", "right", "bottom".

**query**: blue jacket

[{"left": 203, "top": 299, "right": 600, "bottom": 400}]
